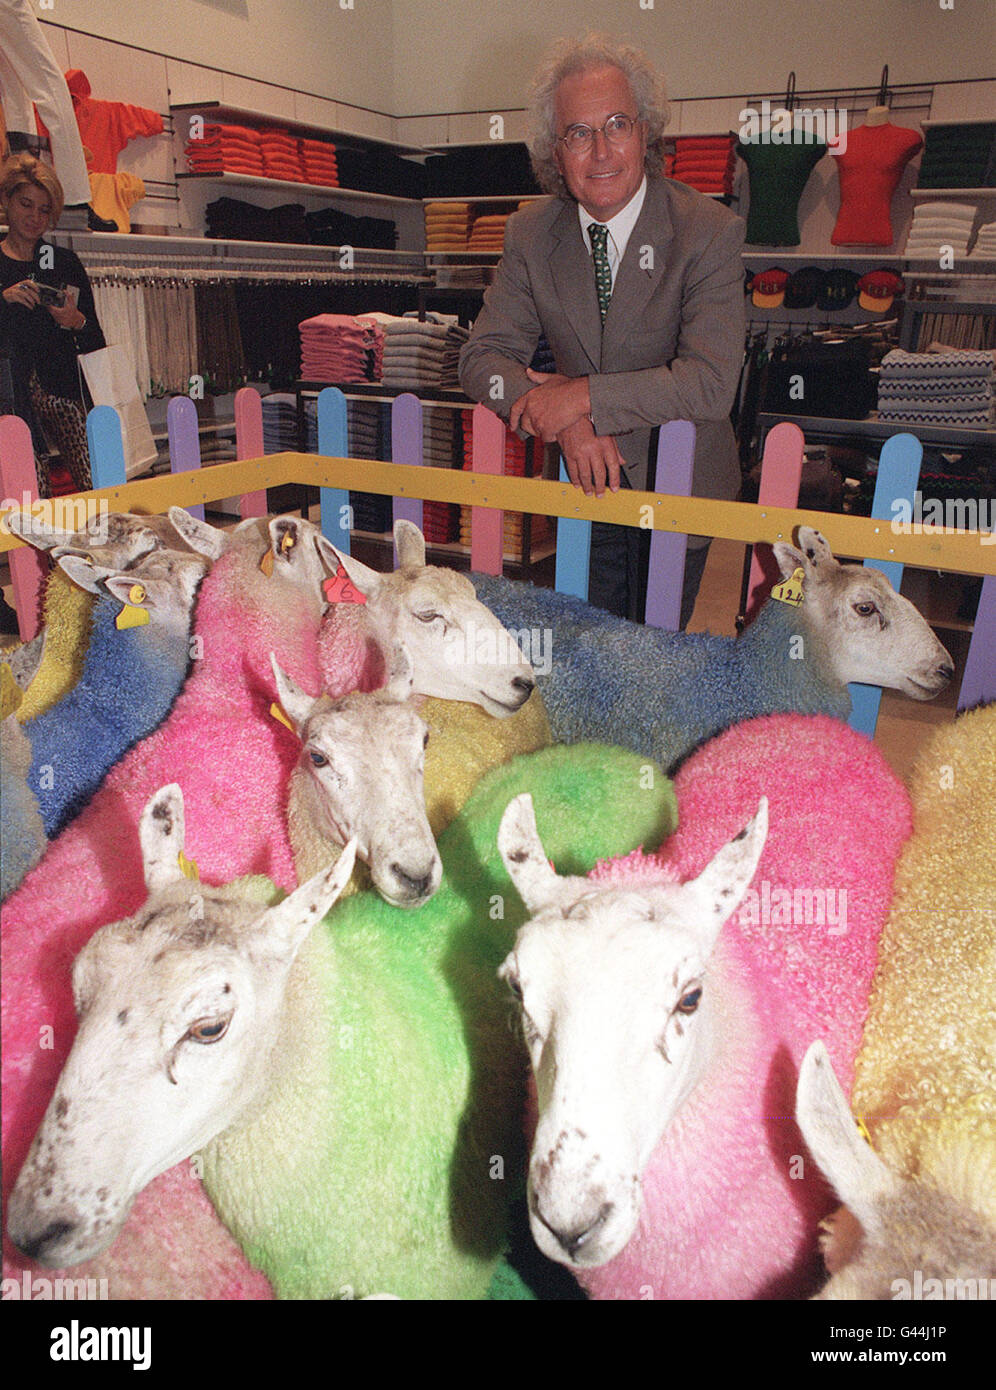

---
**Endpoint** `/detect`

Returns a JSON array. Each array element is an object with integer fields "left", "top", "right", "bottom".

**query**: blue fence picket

[
  {"left": 86, "top": 405, "right": 127, "bottom": 488},
  {"left": 317, "top": 387, "right": 350, "bottom": 553},
  {"left": 848, "top": 433, "right": 922, "bottom": 737}
]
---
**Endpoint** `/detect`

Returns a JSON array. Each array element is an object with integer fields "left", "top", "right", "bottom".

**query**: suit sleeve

[
  {"left": 457, "top": 213, "right": 542, "bottom": 422},
  {"left": 588, "top": 213, "right": 745, "bottom": 436}
]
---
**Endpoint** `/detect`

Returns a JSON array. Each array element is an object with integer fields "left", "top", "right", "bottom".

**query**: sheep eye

[
  {"left": 309, "top": 749, "right": 329, "bottom": 768},
  {"left": 186, "top": 1015, "right": 230, "bottom": 1044},
  {"left": 676, "top": 987, "right": 702, "bottom": 1015},
  {"left": 422, "top": 730, "right": 430, "bottom": 750},
  {"left": 415, "top": 610, "right": 442, "bottom": 625},
  {"left": 853, "top": 601, "right": 877, "bottom": 618}
]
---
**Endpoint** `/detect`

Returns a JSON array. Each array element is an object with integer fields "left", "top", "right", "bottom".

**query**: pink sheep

[
  {"left": 498, "top": 713, "right": 913, "bottom": 1299},
  {"left": 1, "top": 515, "right": 337, "bottom": 1300}
]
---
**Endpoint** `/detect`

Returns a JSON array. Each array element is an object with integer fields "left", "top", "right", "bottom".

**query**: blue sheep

[
  {"left": 473, "top": 528, "right": 953, "bottom": 773},
  {"left": 14, "top": 549, "right": 208, "bottom": 854}
]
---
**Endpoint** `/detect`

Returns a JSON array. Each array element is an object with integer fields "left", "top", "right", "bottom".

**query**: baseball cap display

[
  {"left": 856, "top": 268, "right": 905, "bottom": 313},
  {"left": 783, "top": 265, "right": 828, "bottom": 308},
  {"left": 815, "top": 267, "right": 860, "bottom": 311},
  {"left": 748, "top": 266, "right": 790, "bottom": 307}
]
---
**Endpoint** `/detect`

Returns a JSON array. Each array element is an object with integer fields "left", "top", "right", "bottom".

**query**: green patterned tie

[{"left": 588, "top": 222, "right": 612, "bottom": 323}]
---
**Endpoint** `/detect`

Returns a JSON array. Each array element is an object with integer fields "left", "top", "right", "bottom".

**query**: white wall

[
  {"left": 389, "top": 0, "right": 996, "bottom": 116},
  {"left": 31, "top": 0, "right": 397, "bottom": 114}
]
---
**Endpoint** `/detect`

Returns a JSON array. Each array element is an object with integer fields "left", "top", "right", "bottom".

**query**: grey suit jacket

[{"left": 458, "top": 174, "right": 746, "bottom": 506}]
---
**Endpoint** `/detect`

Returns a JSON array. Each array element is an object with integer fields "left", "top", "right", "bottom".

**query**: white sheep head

[
  {"left": 5, "top": 509, "right": 195, "bottom": 569},
  {"left": 321, "top": 520, "right": 536, "bottom": 717},
  {"left": 6, "top": 784, "right": 357, "bottom": 1269},
  {"left": 271, "top": 649, "right": 442, "bottom": 908},
  {"left": 497, "top": 793, "right": 768, "bottom": 1269},
  {"left": 771, "top": 527, "right": 953, "bottom": 698},
  {"left": 796, "top": 1041, "right": 996, "bottom": 1299},
  {"left": 57, "top": 548, "right": 210, "bottom": 638}
]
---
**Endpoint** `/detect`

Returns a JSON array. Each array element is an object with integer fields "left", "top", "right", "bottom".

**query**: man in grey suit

[{"left": 458, "top": 34, "right": 745, "bottom": 623}]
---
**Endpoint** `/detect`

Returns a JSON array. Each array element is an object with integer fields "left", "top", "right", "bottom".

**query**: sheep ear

[
  {"left": 3, "top": 511, "right": 74, "bottom": 552},
  {"left": 379, "top": 642, "right": 414, "bottom": 703},
  {"left": 795, "top": 527, "right": 836, "bottom": 573},
  {"left": 316, "top": 534, "right": 382, "bottom": 598},
  {"left": 393, "top": 520, "right": 426, "bottom": 569},
  {"left": 167, "top": 507, "right": 230, "bottom": 561},
  {"left": 56, "top": 554, "right": 115, "bottom": 595},
  {"left": 685, "top": 798, "right": 768, "bottom": 950},
  {"left": 498, "top": 794, "right": 562, "bottom": 913},
  {"left": 269, "top": 653, "right": 315, "bottom": 730},
  {"left": 772, "top": 541, "right": 805, "bottom": 579},
  {"left": 253, "top": 839, "right": 357, "bottom": 961},
  {"left": 103, "top": 574, "right": 155, "bottom": 612},
  {"left": 3, "top": 628, "right": 47, "bottom": 691},
  {"left": 796, "top": 1040, "right": 897, "bottom": 1234},
  {"left": 140, "top": 784, "right": 188, "bottom": 892}
]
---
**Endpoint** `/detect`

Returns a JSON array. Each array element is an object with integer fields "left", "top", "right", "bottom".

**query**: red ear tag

[{"left": 323, "top": 571, "right": 367, "bottom": 605}]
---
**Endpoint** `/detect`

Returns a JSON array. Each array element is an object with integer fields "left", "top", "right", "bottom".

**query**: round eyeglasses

[{"left": 558, "top": 113, "right": 641, "bottom": 153}]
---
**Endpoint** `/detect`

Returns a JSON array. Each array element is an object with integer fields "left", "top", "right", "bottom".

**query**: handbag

[{"left": 78, "top": 345, "right": 158, "bottom": 479}]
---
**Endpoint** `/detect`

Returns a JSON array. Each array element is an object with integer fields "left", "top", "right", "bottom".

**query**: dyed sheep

[
  {"left": 8, "top": 567, "right": 93, "bottom": 721},
  {"left": 797, "top": 703, "right": 996, "bottom": 1298},
  {"left": 498, "top": 714, "right": 913, "bottom": 1299},
  {"left": 16, "top": 549, "right": 208, "bottom": 843},
  {"left": 473, "top": 528, "right": 953, "bottom": 772},
  {"left": 2, "top": 514, "right": 338, "bottom": 1301},
  {"left": 8, "top": 744, "right": 676, "bottom": 1298}
]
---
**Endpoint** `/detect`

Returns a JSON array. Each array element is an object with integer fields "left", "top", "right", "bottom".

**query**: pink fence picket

[
  {"left": 235, "top": 388, "right": 267, "bottom": 518},
  {"left": 469, "top": 403, "right": 504, "bottom": 576},
  {"left": 744, "top": 422, "right": 805, "bottom": 623},
  {"left": 0, "top": 414, "right": 45, "bottom": 640}
]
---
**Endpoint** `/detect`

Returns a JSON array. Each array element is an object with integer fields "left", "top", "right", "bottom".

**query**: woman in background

[{"left": 1, "top": 152, "right": 105, "bottom": 498}]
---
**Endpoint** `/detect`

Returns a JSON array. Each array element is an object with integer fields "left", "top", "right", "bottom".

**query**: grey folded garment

[
  {"left": 878, "top": 407, "right": 993, "bottom": 425},
  {"left": 879, "top": 349, "right": 994, "bottom": 379},
  {"left": 878, "top": 394, "right": 992, "bottom": 415}
]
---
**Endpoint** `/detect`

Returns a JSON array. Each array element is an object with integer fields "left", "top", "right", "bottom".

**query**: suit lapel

[
  {"left": 601, "top": 177, "right": 673, "bottom": 366},
  {"left": 548, "top": 201, "right": 602, "bottom": 372}
]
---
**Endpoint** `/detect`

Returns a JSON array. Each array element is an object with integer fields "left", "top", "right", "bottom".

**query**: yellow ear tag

[
  {"left": 177, "top": 849, "right": 200, "bottom": 881},
  {"left": 270, "top": 701, "right": 295, "bottom": 733},
  {"left": 280, "top": 531, "right": 296, "bottom": 551},
  {"left": 771, "top": 566, "right": 805, "bottom": 607},
  {"left": 1, "top": 663, "right": 24, "bottom": 719},
  {"left": 259, "top": 548, "right": 275, "bottom": 577},
  {"left": 855, "top": 1115, "right": 874, "bottom": 1147}
]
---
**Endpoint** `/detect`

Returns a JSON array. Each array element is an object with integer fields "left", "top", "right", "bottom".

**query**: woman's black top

[{"left": 0, "top": 240, "right": 106, "bottom": 402}]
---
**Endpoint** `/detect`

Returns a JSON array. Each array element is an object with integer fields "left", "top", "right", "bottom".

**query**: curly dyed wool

[
  {"left": 849, "top": 704, "right": 996, "bottom": 1222},
  {"left": 14, "top": 567, "right": 93, "bottom": 721},
  {"left": 472, "top": 573, "right": 850, "bottom": 773}
]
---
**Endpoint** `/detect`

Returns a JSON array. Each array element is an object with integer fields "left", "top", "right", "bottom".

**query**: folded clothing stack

[
  {"left": 299, "top": 137, "right": 340, "bottom": 187},
  {"left": 424, "top": 201, "right": 471, "bottom": 251},
  {"left": 376, "top": 313, "right": 469, "bottom": 389},
  {"left": 903, "top": 200, "right": 977, "bottom": 258},
  {"left": 185, "top": 123, "right": 265, "bottom": 175},
  {"left": 206, "top": 196, "right": 309, "bottom": 243},
  {"left": 969, "top": 220, "right": 996, "bottom": 258},
  {"left": 916, "top": 123, "right": 996, "bottom": 189},
  {"left": 305, "top": 206, "right": 396, "bottom": 249},
  {"left": 877, "top": 348, "right": 995, "bottom": 425},
  {"left": 467, "top": 212, "right": 510, "bottom": 252},
  {"left": 257, "top": 127, "right": 304, "bottom": 182},
  {"left": 421, "top": 410, "right": 462, "bottom": 545},
  {"left": 348, "top": 399, "right": 393, "bottom": 532},
  {"left": 298, "top": 313, "right": 384, "bottom": 383},
  {"left": 671, "top": 135, "right": 737, "bottom": 195},
  {"left": 262, "top": 392, "right": 317, "bottom": 452}
]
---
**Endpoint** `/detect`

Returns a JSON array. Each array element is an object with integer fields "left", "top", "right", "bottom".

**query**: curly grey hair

[{"left": 527, "top": 32, "right": 671, "bottom": 197}]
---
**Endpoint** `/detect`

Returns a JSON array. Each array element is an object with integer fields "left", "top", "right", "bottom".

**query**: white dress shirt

[{"left": 577, "top": 175, "right": 648, "bottom": 290}]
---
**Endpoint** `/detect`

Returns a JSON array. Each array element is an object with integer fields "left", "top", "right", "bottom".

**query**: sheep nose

[
  {"left": 15, "top": 1217, "right": 78, "bottom": 1264},
  {"left": 936, "top": 662, "right": 954, "bottom": 683},
  {"left": 389, "top": 863, "right": 435, "bottom": 900},
  {"left": 511, "top": 675, "right": 535, "bottom": 698},
  {"left": 540, "top": 1202, "right": 614, "bottom": 1259}
]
